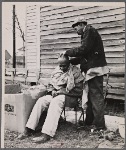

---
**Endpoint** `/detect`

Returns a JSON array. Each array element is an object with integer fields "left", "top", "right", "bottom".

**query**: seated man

[{"left": 18, "top": 54, "right": 84, "bottom": 143}]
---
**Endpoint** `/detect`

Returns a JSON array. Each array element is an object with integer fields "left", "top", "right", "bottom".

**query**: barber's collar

[
  {"left": 83, "top": 25, "right": 86, "bottom": 32},
  {"left": 81, "top": 26, "right": 86, "bottom": 38}
]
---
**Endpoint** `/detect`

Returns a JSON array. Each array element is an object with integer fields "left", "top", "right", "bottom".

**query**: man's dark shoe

[
  {"left": 32, "top": 133, "right": 50, "bottom": 143},
  {"left": 17, "top": 127, "right": 33, "bottom": 140},
  {"left": 85, "top": 124, "right": 106, "bottom": 132},
  {"left": 17, "top": 132, "right": 30, "bottom": 140}
]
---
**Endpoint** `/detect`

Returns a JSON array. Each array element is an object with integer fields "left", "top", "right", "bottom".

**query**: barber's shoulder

[{"left": 86, "top": 25, "right": 95, "bottom": 31}]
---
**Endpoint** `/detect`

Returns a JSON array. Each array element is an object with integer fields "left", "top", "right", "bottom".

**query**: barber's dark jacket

[{"left": 65, "top": 25, "right": 107, "bottom": 73}]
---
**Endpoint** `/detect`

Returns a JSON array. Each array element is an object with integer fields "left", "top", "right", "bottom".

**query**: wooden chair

[{"left": 62, "top": 97, "right": 85, "bottom": 129}]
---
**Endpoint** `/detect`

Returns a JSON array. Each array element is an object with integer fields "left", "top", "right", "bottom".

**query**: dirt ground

[
  {"left": 4, "top": 121, "right": 125, "bottom": 148},
  {"left": 4, "top": 99, "right": 125, "bottom": 148}
]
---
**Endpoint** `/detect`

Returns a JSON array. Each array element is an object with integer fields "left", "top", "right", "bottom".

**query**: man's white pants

[{"left": 26, "top": 95, "right": 65, "bottom": 137}]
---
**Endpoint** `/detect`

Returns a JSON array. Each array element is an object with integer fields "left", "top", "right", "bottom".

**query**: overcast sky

[{"left": 2, "top": 2, "right": 26, "bottom": 56}]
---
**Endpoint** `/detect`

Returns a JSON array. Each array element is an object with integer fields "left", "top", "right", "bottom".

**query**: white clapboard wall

[
  {"left": 26, "top": 5, "right": 125, "bottom": 100},
  {"left": 25, "top": 5, "right": 40, "bottom": 82}
]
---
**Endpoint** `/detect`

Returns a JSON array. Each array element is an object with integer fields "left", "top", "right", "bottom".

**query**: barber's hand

[
  {"left": 52, "top": 90, "right": 58, "bottom": 98},
  {"left": 59, "top": 51, "right": 66, "bottom": 57}
]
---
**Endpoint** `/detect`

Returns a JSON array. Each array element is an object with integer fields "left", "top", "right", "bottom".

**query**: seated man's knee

[
  {"left": 36, "top": 95, "right": 52, "bottom": 107},
  {"left": 51, "top": 95, "right": 65, "bottom": 107},
  {"left": 36, "top": 96, "right": 46, "bottom": 105}
]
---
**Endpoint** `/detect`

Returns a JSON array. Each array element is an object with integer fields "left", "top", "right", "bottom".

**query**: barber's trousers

[
  {"left": 85, "top": 76, "right": 105, "bottom": 129},
  {"left": 26, "top": 95, "right": 65, "bottom": 137}
]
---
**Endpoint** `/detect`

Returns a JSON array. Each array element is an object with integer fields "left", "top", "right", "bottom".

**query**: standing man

[{"left": 64, "top": 17, "right": 109, "bottom": 131}]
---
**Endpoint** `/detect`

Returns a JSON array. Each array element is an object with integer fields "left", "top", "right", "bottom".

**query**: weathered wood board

[{"left": 25, "top": 4, "right": 125, "bottom": 100}]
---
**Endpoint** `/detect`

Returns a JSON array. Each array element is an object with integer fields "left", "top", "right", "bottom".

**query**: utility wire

[
  {"left": 15, "top": 14, "right": 25, "bottom": 42},
  {"left": 5, "top": 26, "right": 24, "bottom": 38}
]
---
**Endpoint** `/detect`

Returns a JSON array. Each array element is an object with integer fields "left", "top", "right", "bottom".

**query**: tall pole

[
  {"left": 15, "top": 14, "right": 25, "bottom": 68},
  {"left": 13, "top": 5, "right": 16, "bottom": 68},
  {"left": 23, "top": 42, "right": 25, "bottom": 68}
]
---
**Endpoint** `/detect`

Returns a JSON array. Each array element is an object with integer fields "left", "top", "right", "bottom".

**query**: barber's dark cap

[{"left": 72, "top": 17, "right": 87, "bottom": 28}]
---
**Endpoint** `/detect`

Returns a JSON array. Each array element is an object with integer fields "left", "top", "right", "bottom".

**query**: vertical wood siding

[
  {"left": 25, "top": 5, "right": 40, "bottom": 82},
  {"left": 39, "top": 5, "right": 125, "bottom": 100}
]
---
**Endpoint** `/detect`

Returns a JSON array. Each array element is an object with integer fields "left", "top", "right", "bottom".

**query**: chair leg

[
  {"left": 78, "top": 113, "right": 82, "bottom": 121},
  {"left": 75, "top": 108, "right": 78, "bottom": 128},
  {"left": 63, "top": 107, "right": 66, "bottom": 121},
  {"left": 78, "top": 108, "right": 85, "bottom": 124},
  {"left": 77, "top": 108, "right": 85, "bottom": 130},
  {"left": 82, "top": 109, "right": 85, "bottom": 126}
]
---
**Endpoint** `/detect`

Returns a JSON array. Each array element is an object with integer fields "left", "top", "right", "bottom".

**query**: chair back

[{"left": 65, "top": 95, "right": 79, "bottom": 108}]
